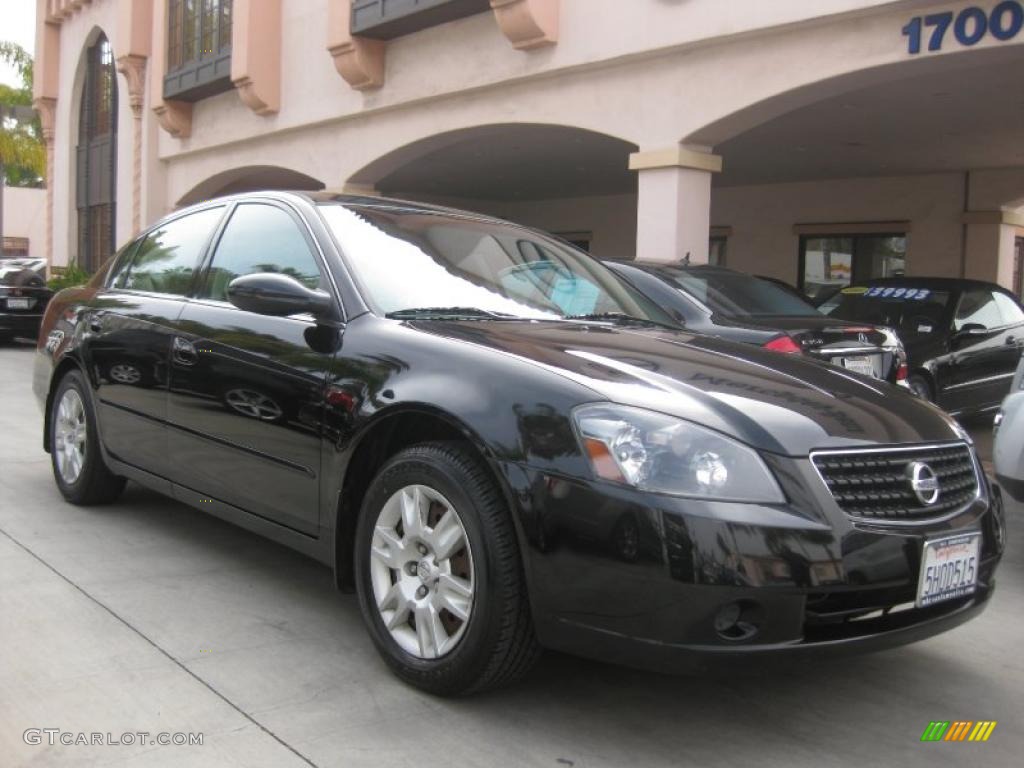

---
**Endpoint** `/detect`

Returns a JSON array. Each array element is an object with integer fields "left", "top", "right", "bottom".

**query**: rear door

[
  {"left": 86, "top": 206, "right": 225, "bottom": 472},
  {"left": 165, "top": 202, "right": 336, "bottom": 536}
]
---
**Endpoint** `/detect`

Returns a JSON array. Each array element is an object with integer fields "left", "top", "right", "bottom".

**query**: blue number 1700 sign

[{"left": 903, "top": 1, "right": 1024, "bottom": 53}]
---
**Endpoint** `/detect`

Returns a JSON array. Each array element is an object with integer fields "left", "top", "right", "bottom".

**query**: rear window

[
  {"left": 820, "top": 285, "right": 952, "bottom": 337},
  {"left": 660, "top": 268, "right": 821, "bottom": 318}
]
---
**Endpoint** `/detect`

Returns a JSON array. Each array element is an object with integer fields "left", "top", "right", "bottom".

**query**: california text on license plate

[
  {"left": 916, "top": 533, "right": 980, "bottom": 608},
  {"left": 840, "top": 356, "right": 875, "bottom": 377},
  {"left": 6, "top": 298, "right": 30, "bottom": 310}
]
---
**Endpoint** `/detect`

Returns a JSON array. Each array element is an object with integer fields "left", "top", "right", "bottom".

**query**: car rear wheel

[
  {"left": 908, "top": 374, "right": 934, "bottom": 402},
  {"left": 354, "top": 442, "right": 540, "bottom": 695},
  {"left": 50, "top": 370, "right": 126, "bottom": 505}
]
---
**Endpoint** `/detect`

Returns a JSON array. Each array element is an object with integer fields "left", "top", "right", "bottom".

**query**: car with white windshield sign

[{"left": 821, "top": 277, "right": 1024, "bottom": 417}]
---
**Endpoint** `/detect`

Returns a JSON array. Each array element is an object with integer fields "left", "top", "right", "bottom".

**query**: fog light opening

[{"left": 714, "top": 600, "right": 763, "bottom": 642}]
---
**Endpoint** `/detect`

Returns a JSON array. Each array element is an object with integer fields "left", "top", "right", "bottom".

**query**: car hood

[{"left": 409, "top": 320, "right": 961, "bottom": 456}]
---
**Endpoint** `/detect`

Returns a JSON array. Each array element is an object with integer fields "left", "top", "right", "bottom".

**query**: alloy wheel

[
  {"left": 54, "top": 388, "right": 87, "bottom": 484},
  {"left": 369, "top": 484, "right": 475, "bottom": 659}
]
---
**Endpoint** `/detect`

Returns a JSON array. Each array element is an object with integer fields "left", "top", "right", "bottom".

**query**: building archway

[
  {"left": 676, "top": 44, "right": 1024, "bottom": 291},
  {"left": 75, "top": 32, "right": 118, "bottom": 272},
  {"left": 348, "top": 124, "right": 639, "bottom": 259},
  {"left": 176, "top": 166, "right": 326, "bottom": 207}
]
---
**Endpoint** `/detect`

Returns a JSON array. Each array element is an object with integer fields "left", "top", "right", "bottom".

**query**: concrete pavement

[{"left": 1, "top": 341, "right": 1021, "bottom": 767}]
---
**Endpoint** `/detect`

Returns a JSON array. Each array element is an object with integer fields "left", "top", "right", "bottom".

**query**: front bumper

[{"left": 502, "top": 454, "right": 1004, "bottom": 672}]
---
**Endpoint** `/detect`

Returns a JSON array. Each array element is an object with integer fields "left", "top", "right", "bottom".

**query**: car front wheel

[
  {"left": 49, "top": 370, "right": 126, "bottom": 505},
  {"left": 354, "top": 442, "right": 539, "bottom": 695}
]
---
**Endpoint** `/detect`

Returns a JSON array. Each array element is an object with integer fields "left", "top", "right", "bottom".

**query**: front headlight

[{"left": 572, "top": 404, "right": 785, "bottom": 503}]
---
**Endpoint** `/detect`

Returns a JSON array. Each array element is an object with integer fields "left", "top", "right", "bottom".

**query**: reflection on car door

[
  {"left": 86, "top": 206, "right": 225, "bottom": 473},
  {"left": 165, "top": 202, "right": 334, "bottom": 536},
  {"left": 940, "top": 288, "right": 1018, "bottom": 412}
]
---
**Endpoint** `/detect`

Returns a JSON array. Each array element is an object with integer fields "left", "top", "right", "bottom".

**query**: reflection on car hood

[{"left": 410, "top": 320, "right": 960, "bottom": 456}]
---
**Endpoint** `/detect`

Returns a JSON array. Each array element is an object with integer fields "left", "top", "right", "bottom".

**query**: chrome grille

[{"left": 811, "top": 443, "right": 978, "bottom": 522}]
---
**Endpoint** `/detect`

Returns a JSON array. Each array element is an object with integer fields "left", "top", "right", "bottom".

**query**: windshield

[
  {"left": 819, "top": 285, "right": 953, "bottom": 337},
  {"left": 658, "top": 267, "right": 821, "bottom": 318},
  {"left": 318, "top": 204, "right": 672, "bottom": 323}
]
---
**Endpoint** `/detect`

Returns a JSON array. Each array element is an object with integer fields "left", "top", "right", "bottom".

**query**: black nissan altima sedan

[
  {"left": 34, "top": 193, "right": 1004, "bottom": 695},
  {"left": 603, "top": 261, "right": 906, "bottom": 383}
]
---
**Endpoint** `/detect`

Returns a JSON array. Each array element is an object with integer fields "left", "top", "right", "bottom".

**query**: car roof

[
  {"left": 853, "top": 276, "right": 1004, "bottom": 291},
  {"left": 604, "top": 260, "right": 737, "bottom": 276},
  {"left": 155, "top": 190, "right": 532, "bottom": 236}
]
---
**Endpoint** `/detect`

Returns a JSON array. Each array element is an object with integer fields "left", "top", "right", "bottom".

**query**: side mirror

[
  {"left": 955, "top": 322, "right": 989, "bottom": 337},
  {"left": 227, "top": 273, "right": 337, "bottom": 322}
]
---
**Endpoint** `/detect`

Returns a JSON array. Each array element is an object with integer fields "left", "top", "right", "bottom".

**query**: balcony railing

[{"left": 351, "top": 0, "right": 491, "bottom": 40}]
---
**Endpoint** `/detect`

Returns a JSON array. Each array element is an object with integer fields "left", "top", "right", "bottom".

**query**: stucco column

[
  {"left": 962, "top": 211, "right": 1022, "bottom": 287},
  {"left": 630, "top": 146, "right": 722, "bottom": 264},
  {"left": 34, "top": 98, "right": 57, "bottom": 270}
]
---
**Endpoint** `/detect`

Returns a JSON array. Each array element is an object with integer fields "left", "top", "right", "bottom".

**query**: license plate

[
  {"left": 6, "top": 297, "right": 31, "bottom": 310},
  {"left": 840, "top": 355, "right": 876, "bottom": 377},
  {"left": 916, "top": 533, "right": 980, "bottom": 608}
]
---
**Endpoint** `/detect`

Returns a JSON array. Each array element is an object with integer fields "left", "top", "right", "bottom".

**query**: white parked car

[{"left": 994, "top": 358, "right": 1024, "bottom": 503}]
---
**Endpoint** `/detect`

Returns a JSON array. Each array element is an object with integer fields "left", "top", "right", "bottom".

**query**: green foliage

[
  {"left": 48, "top": 264, "right": 93, "bottom": 292},
  {"left": 0, "top": 41, "right": 44, "bottom": 187}
]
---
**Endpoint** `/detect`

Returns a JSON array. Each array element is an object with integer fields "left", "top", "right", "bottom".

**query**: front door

[
  {"left": 939, "top": 288, "right": 1018, "bottom": 412},
  {"left": 166, "top": 202, "right": 333, "bottom": 536}
]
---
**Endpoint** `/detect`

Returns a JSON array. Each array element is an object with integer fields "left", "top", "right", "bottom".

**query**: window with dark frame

[
  {"left": 164, "top": 0, "right": 234, "bottom": 102},
  {"left": 798, "top": 233, "right": 907, "bottom": 304},
  {"left": 76, "top": 34, "right": 117, "bottom": 273},
  {"left": 708, "top": 236, "right": 727, "bottom": 267}
]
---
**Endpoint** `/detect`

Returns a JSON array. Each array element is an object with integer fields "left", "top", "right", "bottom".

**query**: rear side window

[
  {"left": 993, "top": 291, "right": 1024, "bottom": 326},
  {"left": 198, "top": 204, "right": 322, "bottom": 302},
  {"left": 117, "top": 207, "right": 224, "bottom": 295}
]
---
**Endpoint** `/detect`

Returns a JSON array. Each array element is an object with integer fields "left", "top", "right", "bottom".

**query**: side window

[
  {"left": 118, "top": 207, "right": 224, "bottom": 295},
  {"left": 199, "top": 204, "right": 322, "bottom": 302},
  {"left": 106, "top": 239, "right": 141, "bottom": 288},
  {"left": 993, "top": 291, "right": 1024, "bottom": 326},
  {"left": 954, "top": 289, "right": 1004, "bottom": 331}
]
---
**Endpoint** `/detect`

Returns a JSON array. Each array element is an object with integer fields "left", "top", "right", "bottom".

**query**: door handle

[
  {"left": 1007, "top": 335, "right": 1018, "bottom": 346},
  {"left": 88, "top": 317, "right": 103, "bottom": 333},
  {"left": 172, "top": 336, "right": 198, "bottom": 366}
]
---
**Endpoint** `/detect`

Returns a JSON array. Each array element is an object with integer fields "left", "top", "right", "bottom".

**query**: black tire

[
  {"left": 908, "top": 374, "right": 934, "bottom": 402},
  {"left": 354, "top": 442, "right": 540, "bottom": 695},
  {"left": 49, "top": 370, "right": 126, "bottom": 505}
]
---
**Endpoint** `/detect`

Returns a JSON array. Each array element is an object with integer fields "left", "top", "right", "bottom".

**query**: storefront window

[
  {"left": 799, "top": 234, "right": 906, "bottom": 303},
  {"left": 708, "top": 236, "right": 727, "bottom": 267}
]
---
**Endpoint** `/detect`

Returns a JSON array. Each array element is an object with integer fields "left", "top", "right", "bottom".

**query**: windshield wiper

[
  {"left": 385, "top": 307, "right": 519, "bottom": 320},
  {"left": 563, "top": 312, "right": 677, "bottom": 329}
]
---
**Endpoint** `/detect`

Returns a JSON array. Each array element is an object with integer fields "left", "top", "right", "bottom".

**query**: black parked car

[
  {"left": 0, "top": 259, "right": 53, "bottom": 342},
  {"left": 820, "top": 277, "right": 1024, "bottom": 417},
  {"left": 604, "top": 262, "right": 906, "bottom": 382},
  {"left": 35, "top": 193, "right": 1003, "bottom": 695}
]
